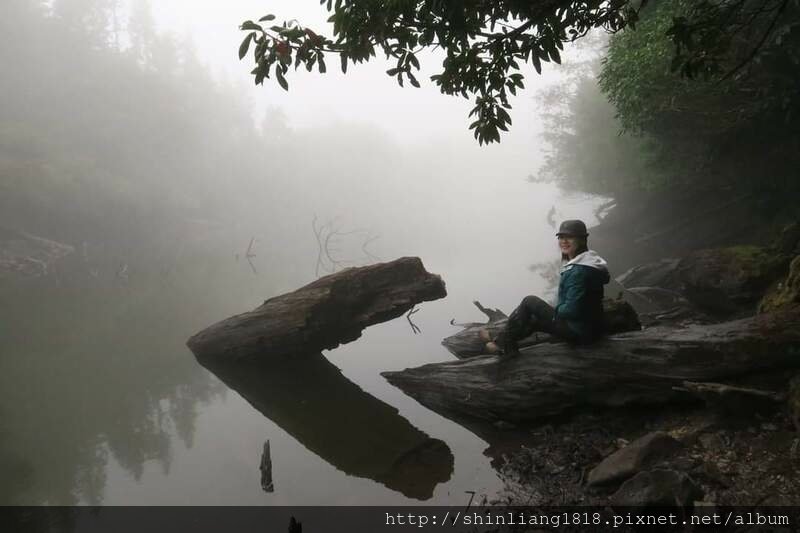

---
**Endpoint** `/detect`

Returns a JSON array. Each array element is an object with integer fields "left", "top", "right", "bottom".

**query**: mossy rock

[
  {"left": 772, "top": 222, "right": 800, "bottom": 255},
  {"left": 759, "top": 255, "right": 800, "bottom": 314},
  {"left": 676, "top": 245, "right": 790, "bottom": 317}
]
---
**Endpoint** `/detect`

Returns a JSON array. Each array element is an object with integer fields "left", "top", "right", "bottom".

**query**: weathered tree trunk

[
  {"left": 383, "top": 309, "right": 800, "bottom": 423},
  {"left": 187, "top": 257, "right": 446, "bottom": 361},
  {"left": 442, "top": 298, "right": 641, "bottom": 358},
  {"left": 671, "top": 381, "right": 786, "bottom": 416}
]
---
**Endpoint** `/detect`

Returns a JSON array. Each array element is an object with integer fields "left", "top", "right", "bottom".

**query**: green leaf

[
  {"left": 497, "top": 107, "right": 511, "bottom": 125},
  {"left": 241, "top": 20, "right": 262, "bottom": 32},
  {"left": 318, "top": 55, "right": 327, "bottom": 73},
  {"left": 276, "top": 67, "right": 289, "bottom": 90},
  {"left": 239, "top": 33, "right": 255, "bottom": 60},
  {"left": 258, "top": 14, "right": 276, "bottom": 22},
  {"left": 532, "top": 54, "right": 542, "bottom": 74},
  {"left": 340, "top": 54, "right": 347, "bottom": 73}
]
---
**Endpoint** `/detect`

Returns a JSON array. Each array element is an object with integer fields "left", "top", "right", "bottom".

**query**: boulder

[
  {"left": 616, "top": 258, "right": 682, "bottom": 291},
  {"left": 676, "top": 246, "right": 789, "bottom": 317},
  {"left": 622, "top": 287, "right": 710, "bottom": 326},
  {"left": 609, "top": 469, "right": 703, "bottom": 507},
  {"left": 618, "top": 246, "right": 791, "bottom": 318},
  {"left": 587, "top": 432, "right": 682, "bottom": 487}
]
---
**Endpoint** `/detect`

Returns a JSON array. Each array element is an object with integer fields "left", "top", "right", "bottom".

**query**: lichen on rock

[{"left": 759, "top": 255, "right": 800, "bottom": 314}]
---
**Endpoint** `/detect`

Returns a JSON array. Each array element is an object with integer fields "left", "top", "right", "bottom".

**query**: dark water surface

[{"left": 0, "top": 183, "right": 603, "bottom": 505}]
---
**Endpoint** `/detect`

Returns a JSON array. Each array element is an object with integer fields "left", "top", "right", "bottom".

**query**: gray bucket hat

[{"left": 556, "top": 219, "right": 589, "bottom": 237}]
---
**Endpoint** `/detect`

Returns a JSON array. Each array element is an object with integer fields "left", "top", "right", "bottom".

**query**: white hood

[{"left": 560, "top": 250, "right": 609, "bottom": 274}]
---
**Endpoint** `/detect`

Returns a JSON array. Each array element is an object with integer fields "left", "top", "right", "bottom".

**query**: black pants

[{"left": 505, "top": 295, "right": 581, "bottom": 343}]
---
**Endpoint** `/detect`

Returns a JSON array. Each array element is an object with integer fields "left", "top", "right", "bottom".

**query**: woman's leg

[
  {"left": 539, "top": 318, "right": 582, "bottom": 343},
  {"left": 503, "top": 295, "right": 556, "bottom": 354}
]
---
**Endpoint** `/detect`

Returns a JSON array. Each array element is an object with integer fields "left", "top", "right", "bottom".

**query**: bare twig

[
  {"left": 406, "top": 305, "right": 421, "bottom": 334},
  {"left": 312, "top": 215, "right": 381, "bottom": 277},
  {"left": 245, "top": 237, "right": 258, "bottom": 275},
  {"left": 361, "top": 232, "right": 381, "bottom": 262},
  {"left": 473, "top": 300, "right": 508, "bottom": 322}
]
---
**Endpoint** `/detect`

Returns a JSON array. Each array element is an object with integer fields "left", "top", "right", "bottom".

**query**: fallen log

[
  {"left": 187, "top": 257, "right": 446, "bottom": 360},
  {"left": 442, "top": 298, "right": 641, "bottom": 358},
  {"left": 383, "top": 309, "right": 800, "bottom": 424}
]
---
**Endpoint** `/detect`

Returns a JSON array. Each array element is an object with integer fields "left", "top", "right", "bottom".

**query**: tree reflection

[
  {"left": 197, "top": 352, "right": 454, "bottom": 500},
  {"left": 0, "top": 258, "right": 229, "bottom": 505}
]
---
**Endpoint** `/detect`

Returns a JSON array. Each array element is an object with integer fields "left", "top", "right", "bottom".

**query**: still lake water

[{"left": 0, "top": 179, "right": 604, "bottom": 505}]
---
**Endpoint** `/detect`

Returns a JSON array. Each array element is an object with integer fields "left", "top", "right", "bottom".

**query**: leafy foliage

[
  {"left": 241, "top": 0, "right": 647, "bottom": 145},
  {"left": 240, "top": 0, "right": 800, "bottom": 145},
  {"left": 599, "top": 0, "right": 800, "bottom": 194},
  {"left": 537, "top": 74, "right": 665, "bottom": 196},
  {"left": 537, "top": 0, "right": 800, "bottom": 201}
]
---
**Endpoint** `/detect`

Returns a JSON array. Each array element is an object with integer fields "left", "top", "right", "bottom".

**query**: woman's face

[{"left": 558, "top": 235, "right": 580, "bottom": 258}]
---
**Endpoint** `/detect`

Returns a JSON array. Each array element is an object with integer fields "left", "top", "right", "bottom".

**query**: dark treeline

[
  {"left": 0, "top": 0, "right": 291, "bottom": 261},
  {"left": 0, "top": 0, "right": 274, "bottom": 505},
  {"left": 1, "top": 0, "right": 443, "bottom": 282}
]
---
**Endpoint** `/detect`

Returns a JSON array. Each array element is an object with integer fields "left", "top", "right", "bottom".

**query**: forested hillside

[
  {"left": 538, "top": 0, "right": 800, "bottom": 204},
  {"left": 532, "top": 0, "right": 800, "bottom": 270},
  {"left": 0, "top": 0, "right": 281, "bottom": 255}
]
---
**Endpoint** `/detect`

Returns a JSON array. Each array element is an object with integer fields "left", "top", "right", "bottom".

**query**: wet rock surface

[
  {"left": 676, "top": 246, "right": 790, "bottom": 317},
  {"left": 617, "top": 245, "right": 792, "bottom": 319},
  {"left": 609, "top": 469, "right": 702, "bottom": 507},
  {"left": 491, "top": 407, "right": 800, "bottom": 507},
  {"left": 587, "top": 431, "right": 682, "bottom": 487},
  {"left": 475, "top": 220, "right": 800, "bottom": 510},
  {"left": 760, "top": 255, "right": 800, "bottom": 314}
]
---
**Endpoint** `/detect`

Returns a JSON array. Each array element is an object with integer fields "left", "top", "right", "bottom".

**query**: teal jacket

[{"left": 554, "top": 250, "right": 610, "bottom": 340}]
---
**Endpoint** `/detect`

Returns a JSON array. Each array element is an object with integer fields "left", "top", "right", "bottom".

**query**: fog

[{"left": 0, "top": 0, "right": 604, "bottom": 506}]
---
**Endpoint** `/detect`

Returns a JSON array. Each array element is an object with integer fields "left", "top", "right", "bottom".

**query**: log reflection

[{"left": 196, "top": 352, "right": 453, "bottom": 500}]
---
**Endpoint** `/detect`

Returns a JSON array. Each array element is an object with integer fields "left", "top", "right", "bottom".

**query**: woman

[{"left": 487, "top": 219, "right": 610, "bottom": 356}]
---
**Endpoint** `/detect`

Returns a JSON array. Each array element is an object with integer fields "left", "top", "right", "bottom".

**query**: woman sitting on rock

[{"left": 487, "top": 219, "right": 610, "bottom": 356}]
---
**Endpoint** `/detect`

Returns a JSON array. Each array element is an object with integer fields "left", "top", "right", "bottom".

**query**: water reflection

[
  {"left": 196, "top": 352, "right": 454, "bottom": 500},
  {"left": 0, "top": 258, "right": 231, "bottom": 505}
]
